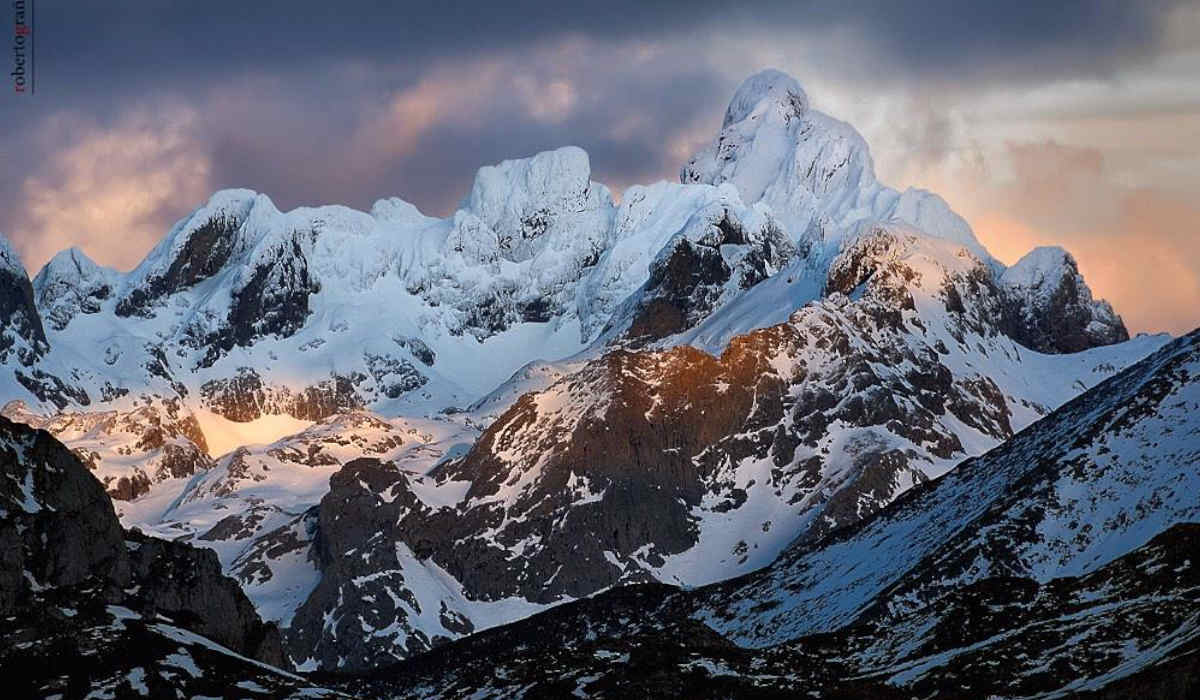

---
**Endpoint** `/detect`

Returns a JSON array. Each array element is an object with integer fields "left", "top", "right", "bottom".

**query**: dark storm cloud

[
  {"left": 30, "top": 0, "right": 1182, "bottom": 91},
  {"left": 1, "top": 0, "right": 1185, "bottom": 218}
]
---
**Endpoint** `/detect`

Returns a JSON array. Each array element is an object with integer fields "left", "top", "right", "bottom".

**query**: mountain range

[{"left": 1, "top": 69, "right": 1194, "bottom": 697}]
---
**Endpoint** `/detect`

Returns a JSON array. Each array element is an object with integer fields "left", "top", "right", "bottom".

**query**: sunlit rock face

[{"left": 273, "top": 228, "right": 1166, "bottom": 672}]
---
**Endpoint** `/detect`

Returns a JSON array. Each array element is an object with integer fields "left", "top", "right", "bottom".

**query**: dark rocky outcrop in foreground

[
  {"left": 0, "top": 416, "right": 322, "bottom": 696},
  {"left": 347, "top": 523, "right": 1200, "bottom": 699}
]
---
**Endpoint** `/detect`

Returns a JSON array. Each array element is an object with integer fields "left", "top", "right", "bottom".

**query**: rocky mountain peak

[
  {"left": 721, "top": 68, "right": 810, "bottom": 128},
  {"left": 114, "top": 188, "right": 265, "bottom": 318},
  {"left": 1000, "top": 245, "right": 1128, "bottom": 353},
  {"left": 682, "top": 69, "right": 992, "bottom": 266},
  {"left": 0, "top": 232, "right": 48, "bottom": 365},
  {"left": 32, "top": 246, "right": 118, "bottom": 331}
]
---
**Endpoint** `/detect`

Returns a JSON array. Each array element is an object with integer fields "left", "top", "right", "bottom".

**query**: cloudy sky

[{"left": 2, "top": 1, "right": 1197, "bottom": 334}]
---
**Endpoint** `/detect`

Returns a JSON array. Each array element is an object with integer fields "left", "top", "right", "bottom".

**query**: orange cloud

[
  {"left": 967, "top": 185, "right": 1200, "bottom": 337},
  {"left": 15, "top": 107, "right": 212, "bottom": 274},
  {"left": 903, "top": 138, "right": 1199, "bottom": 337}
]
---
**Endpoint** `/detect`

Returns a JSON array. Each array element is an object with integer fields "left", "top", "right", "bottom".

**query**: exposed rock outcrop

[
  {"left": 0, "top": 234, "right": 48, "bottom": 366},
  {"left": 199, "top": 367, "right": 366, "bottom": 422},
  {"left": 999, "top": 246, "right": 1129, "bottom": 353},
  {"left": 0, "top": 415, "right": 285, "bottom": 673},
  {"left": 2, "top": 398, "right": 213, "bottom": 501},
  {"left": 626, "top": 206, "right": 794, "bottom": 343}
]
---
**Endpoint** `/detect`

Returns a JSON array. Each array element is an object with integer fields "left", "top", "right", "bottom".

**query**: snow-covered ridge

[
  {"left": 8, "top": 69, "right": 1133, "bottom": 422},
  {"left": 704, "top": 328, "right": 1200, "bottom": 648}
]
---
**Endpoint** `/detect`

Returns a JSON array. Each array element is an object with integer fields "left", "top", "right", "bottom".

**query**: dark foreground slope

[
  {"left": 351, "top": 328, "right": 1200, "bottom": 699},
  {"left": 0, "top": 416, "right": 338, "bottom": 698}
]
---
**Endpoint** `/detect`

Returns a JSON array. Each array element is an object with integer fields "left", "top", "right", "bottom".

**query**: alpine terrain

[{"left": 1, "top": 69, "right": 1192, "bottom": 697}]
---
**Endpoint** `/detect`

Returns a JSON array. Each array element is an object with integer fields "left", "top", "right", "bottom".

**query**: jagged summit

[
  {"left": 684, "top": 69, "right": 990, "bottom": 266},
  {"left": 2, "top": 70, "right": 1144, "bottom": 423},
  {"left": 1003, "top": 245, "right": 1089, "bottom": 289},
  {"left": 720, "top": 68, "right": 809, "bottom": 127},
  {"left": 114, "top": 188, "right": 286, "bottom": 317},
  {"left": 1000, "top": 245, "right": 1128, "bottom": 353},
  {"left": 33, "top": 247, "right": 118, "bottom": 332}
]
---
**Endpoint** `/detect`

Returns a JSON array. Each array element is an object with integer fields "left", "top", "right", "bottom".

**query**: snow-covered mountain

[
  {"left": 2, "top": 71, "right": 1131, "bottom": 422},
  {"left": 682, "top": 69, "right": 991, "bottom": 265},
  {"left": 0, "top": 69, "right": 1172, "bottom": 675},
  {"left": 267, "top": 225, "right": 1160, "bottom": 670},
  {"left": 352, "top": 328, "right": 1200, "bottom": 698}
]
